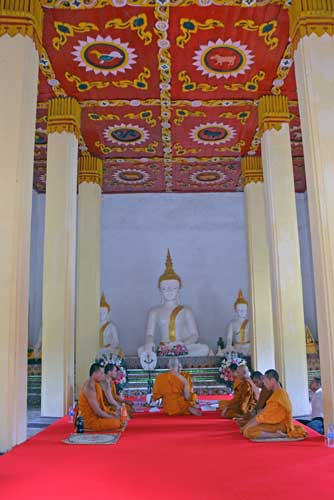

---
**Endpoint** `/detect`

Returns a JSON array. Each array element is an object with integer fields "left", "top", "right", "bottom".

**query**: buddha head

[
  {"left": 234, "top": 289, "right": 248, "bottom": 320},
  {"left": 158, "top": 250, "right": 182, "bottom": 304},
  {"left": 100, "top": 292, "right": 111, "bottom": 323}
]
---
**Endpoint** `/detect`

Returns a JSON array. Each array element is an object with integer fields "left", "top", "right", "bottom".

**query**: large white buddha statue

[
  {"left": 99, "top": 293, "right": 120, "bottom": 356},
  {"left": 223, "top": 290, "right": 251, "bottom": 356},
  {"left": 138, "top": 250, "right": 212, "bottom": 357}
]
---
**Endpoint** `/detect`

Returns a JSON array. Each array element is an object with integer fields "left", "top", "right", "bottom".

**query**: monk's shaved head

[
  {"left": 251, "top": 371, "right": 263, "bottom": 380},
  {"left": 89, "top": 363, "right": 103, "bottom": 377},
  {"left": 264, "top": 369, "right": 280, "bottom": 382},
  {"left": 229, "top": 363, "right": 238, "bottom": 372},
  {"left": 168, "top": 358, "right": 180, "bottom": 371}
]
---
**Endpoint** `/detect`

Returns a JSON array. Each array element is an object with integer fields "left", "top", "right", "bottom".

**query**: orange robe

[
  {"left": 110, "top": 380, "right": 133, "bottom": 416},
  {"left": 243, "top": 388, "right": 308, "bottom": 439},
  {"left": 153, "top": 372, "right": 194, "bottom": 416},
  {"left": 219, "top": 379, "right": 241, "bottom": 411},
  {"left": 221, "top": 379, "right": 257, "bottom": 419},
  {"left": 181, "top": 371, "right": 197, "bottom": 405},
  {"left": 78, "top": 383, "right": 122, "bottom": 432},
  {"left": 257, "top": 386, "right": 273, "bottom": 411}
]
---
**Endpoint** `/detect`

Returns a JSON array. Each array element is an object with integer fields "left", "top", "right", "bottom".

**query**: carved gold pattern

[
  {"left": 289, "top": 0, "right": 334, "bottom": 51},
  {"left": 258, "top": 95, "right": 289, "bottom": 135},
  {"left": 47, "top": 97, "right": 81, "bottom": 140},
  {"left": 224, "top": 71, "right": 265, "bottom": 92},
  {"left": 235, "top": 19, "right": 278, "bottom": 50},
  {"left": 0, "top": 0, "right": 43, "bottom": 49},
  {"left": 241, "top": 156, "right": 264, "bottom": 186},
  {"left": 178, "top": 70, "right": 218, "bottom": 92},
  {"left": 78, "top": 156, "right": 103, "bottom": 187},
  {"left": 105, "top": 14, "right": 152, "bottom": 45},
  {"left": 52, "top": 21, "right": 98, "bottom": 50},
  {"left": 176, "top": 18, "right": 224, "bottom": 48},
  {"left": 65, "top": 72, "right": 110, "bottom": 92}
]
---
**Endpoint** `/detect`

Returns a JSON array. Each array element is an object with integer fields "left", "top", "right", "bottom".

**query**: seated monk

[
  {"left": 243, "top": 369, "right": 308, "bottom": 440},
  {"left": 235, "top": 371, "right": 273, "bottom": 427},
  {"left": 178, "top": 362, "right": 198, "bottom": 406},
  {"left": 108, "top": 365, "right": 133, "bottom": 416},
  {"left": 78, "top": 363, "right": 123, "bottom": 432},
  {"left": 219, "top": 363, "right": 239, "bottom": 412},
  {"left": 152, "top": 358, "right": 201, "bottom": 416},
  {"left": 221, "top": 365, "right": 257, "bottom": 419},
  {"left": 251, "top": 371, "right": 273, "bottom": 412},
  {"left": 100, "top": 363, "right": 123, "bottom": 416}
]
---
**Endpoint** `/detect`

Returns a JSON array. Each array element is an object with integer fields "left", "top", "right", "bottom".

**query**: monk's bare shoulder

[{"left": 84, "top": 379, "right": 96, "bottom": 397}]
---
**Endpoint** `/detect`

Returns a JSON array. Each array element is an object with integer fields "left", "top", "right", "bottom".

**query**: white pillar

[
  {"left": 0, "top": 4, "right": 41, "bottom": 452},
  {"left": 290, "top": 0, "right": 334, "bottom": 427},
  {"left": 41, "top": 98, "right": 81, "bottom": 417},
  {"left": 259, "top": 95, "right": 309, "bottom": 415},
  {"left": 242, "top": 157, "right": 275, "bottom": 373},
  {"left": 76, "top": 157, "right": 102, "bottom": 395}
]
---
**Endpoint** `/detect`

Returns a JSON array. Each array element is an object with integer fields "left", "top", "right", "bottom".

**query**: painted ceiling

[{"left": 34, "top": 0, "right": 306, "bottom": 194}]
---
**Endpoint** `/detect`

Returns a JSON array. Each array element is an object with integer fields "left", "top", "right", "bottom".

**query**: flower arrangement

[
  {"left": 218, "top": 353, "right": 247, "bottom": 389},
  {"left": 96, "top": 351, "right": 128, "bottom": 393},
  {"left": 157, "top": 343, "right": 189, "bottom": 357}
]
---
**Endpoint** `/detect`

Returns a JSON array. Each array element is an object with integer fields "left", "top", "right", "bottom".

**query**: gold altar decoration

[
  {"left": 258, "top": 95, "right": 290, "bottom": 135},
  {"left": 241, "top": 156, "right": 264, "bottom": 187},
  {"left": 78, "top": 156, "right": 103, "bottom": 187},
  {"left": 289, "top": 0, "right": 334, "bottom": 52},
  {"left": 305, "top": 325, "right": 318, "bottom": 354},
  {"left": 0, "top": 0, "right": 43, "bottom": 49},
  {"left": 47, "top": 97, "right": 81, "bottom": 140},
  {"left": 158, "top": 249, "right": 182, "bottom": 288}
]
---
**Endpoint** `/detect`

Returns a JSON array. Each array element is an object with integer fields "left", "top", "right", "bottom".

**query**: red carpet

[{"left": 1, "top": 411, "right": 333, "bottom": 500}]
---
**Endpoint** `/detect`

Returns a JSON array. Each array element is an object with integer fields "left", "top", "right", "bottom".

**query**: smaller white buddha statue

[
  {"left": 99, "top": 293, "right": 120, "bottom": 356},
  {"left": 223, "top": 290, "right": 251, "bottom": 356},
  {"left": 138, "top": 250, "right": 212, "bottom": 357}
]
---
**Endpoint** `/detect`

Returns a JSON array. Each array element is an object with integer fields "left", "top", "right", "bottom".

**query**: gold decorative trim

[
  {"left": 47, "top": 97, "right": 81, "bottom": 140},
  {"left": 241, "top": 156, "right": 264, "bottom": 187},
  {"left": 258, "top": 95, "right": 289, "bottom": 134},
  {"left": 78, "top": 156, "right": 103, "bottom": 187},
  {"left": 0, "top": 0, "right": 43, "bottom": 48},
  {"left": 289, "top": 0, "right": 334, "bottom": 51}
]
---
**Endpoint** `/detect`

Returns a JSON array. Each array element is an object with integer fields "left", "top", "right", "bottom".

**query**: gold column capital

[
  {"left": 289, "top": 0, "right": 334, "bottom": 52},
  {"left": 47, "top": 97, "right": 81, "bottom": 140},
  {"left": 0, "top": 0, "right": 43, "bottom": 49},
  {"left": 258, "top": 95, "right": 289, "bottom": 135},
  {"left": 78, "top": 156, "right": 103, "bottom": 187},
  {"left": 241, "top": 156, "right": 264, "bottom": 187}
]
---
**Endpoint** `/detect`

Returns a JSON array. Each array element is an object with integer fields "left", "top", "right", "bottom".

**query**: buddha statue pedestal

[{"left": 138, "top": 250, "right": 213, "bottom": 358}]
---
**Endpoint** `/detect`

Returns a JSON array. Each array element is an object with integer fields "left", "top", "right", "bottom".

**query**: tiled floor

[{"left": 27, "top": 409, "right": 57, "bottom": 438}]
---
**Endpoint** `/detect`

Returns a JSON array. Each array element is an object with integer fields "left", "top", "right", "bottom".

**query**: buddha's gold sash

[
  {"left": 239, "top": 319, "right": 249, "bottom": 343},
  {"left": 99, "top": 321, "right": 111, "bottom": 348},
  {"left": 169, "top": 306, "right": 184, "bottom": 342}
]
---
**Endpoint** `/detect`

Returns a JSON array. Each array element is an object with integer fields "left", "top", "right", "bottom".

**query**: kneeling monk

[
  {"left": 153, "top": 359, "right": 201, "bottom": 416},
  {"left": 221, "top": 365, "right": 257, "bottom": 419},
  {"left": 78, "top": 363, "right": 123, "bottom": 432},
  {"left": 243, "top": 369, "right": 307, "bottom": 440}
]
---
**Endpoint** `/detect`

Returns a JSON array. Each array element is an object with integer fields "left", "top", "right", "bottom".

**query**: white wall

[
  {"left": 28, "top": 191, "right": 317, "bottom": 354},
  {"left": 296, "top": 193, "right": 318, "bottom": 338},
  {"left": 101, "top": 193, "right": 249, "bottom": 354},
  {"left": 28, "top": 190, "right": 45, "bottom": 349}
]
